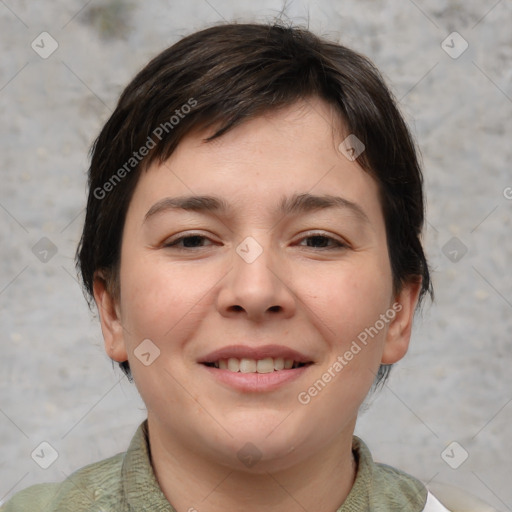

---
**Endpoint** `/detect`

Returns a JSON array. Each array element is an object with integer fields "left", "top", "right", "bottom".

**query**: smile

[
  {"left": 202, "top": 357, "right": 310, "bottom": 373},
  {"left": 198, "top": 344, "right": 314, "bottom": 392}
]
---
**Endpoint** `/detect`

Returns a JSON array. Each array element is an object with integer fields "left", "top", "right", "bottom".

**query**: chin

[{"left": 205, "top": 416, "right": 316, "bottom": 473}]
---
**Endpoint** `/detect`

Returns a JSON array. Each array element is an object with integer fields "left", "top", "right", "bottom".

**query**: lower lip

[{"left": 200, "top": 364, "right": 311, "bottom": 392}]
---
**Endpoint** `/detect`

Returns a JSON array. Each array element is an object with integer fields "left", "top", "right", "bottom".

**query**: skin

[{"left": 94, "top": 97, "right": 421, "bottom": 512}]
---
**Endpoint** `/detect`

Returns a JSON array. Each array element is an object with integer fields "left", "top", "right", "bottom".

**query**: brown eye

[
  {"left": 164, "top": 234, "right": 214, "bottom": 249},
  {"left": 297, "top": 233, "right": 347, "bottom": 249}
]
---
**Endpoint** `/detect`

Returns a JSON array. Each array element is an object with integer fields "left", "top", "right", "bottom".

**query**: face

[{"left": 95, "top": 97, "right": 419, "bottom": 473}]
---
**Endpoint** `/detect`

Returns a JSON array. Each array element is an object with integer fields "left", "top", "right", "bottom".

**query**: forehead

[{"left": 130, "top": 98, "right": 384, "bottom": 226}]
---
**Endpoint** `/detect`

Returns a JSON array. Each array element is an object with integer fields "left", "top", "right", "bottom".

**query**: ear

[
  {"left": 381, "top": 280, "right": 422, "bottom": 365},
  {"left": 92, "top": 271, "right": 128, "bottom": 363}
]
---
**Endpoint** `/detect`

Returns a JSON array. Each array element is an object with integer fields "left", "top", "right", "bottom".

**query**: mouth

[
  {"left": 202, "top": 357, "right": 312, "bottom": 373},
  {"left": 198, "top": 345, "right": 314, "bottom": 390}
]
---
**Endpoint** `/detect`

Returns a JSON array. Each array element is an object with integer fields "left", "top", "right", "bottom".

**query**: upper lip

[{"left": 198, "top": 344, "right": 313, "bottom": 364}]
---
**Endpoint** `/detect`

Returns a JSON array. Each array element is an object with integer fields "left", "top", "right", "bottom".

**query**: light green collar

[{"left": 122, "top": 422, "right": 427, "bottom": 512}]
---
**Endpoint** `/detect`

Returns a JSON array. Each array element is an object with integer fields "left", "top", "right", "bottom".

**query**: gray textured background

[{"left": 1, "top": 0, "right": 511, "bottom": 510}]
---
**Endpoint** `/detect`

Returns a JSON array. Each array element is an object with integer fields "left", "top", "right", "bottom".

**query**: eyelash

[
  {"left": 163, "top": 232, "right": 348, "bottom": 250},
  {"left": 297, "top": 233, "right": 348, "bottom": 249}
]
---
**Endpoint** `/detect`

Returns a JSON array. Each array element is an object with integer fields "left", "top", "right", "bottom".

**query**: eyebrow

[{"left": 144, "top": 193, "right": 369, "bottom": 224}]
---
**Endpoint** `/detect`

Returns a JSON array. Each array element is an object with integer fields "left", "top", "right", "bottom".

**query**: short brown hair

[{"left": 76, "top": 21, "right": 432, "bottom": 383}]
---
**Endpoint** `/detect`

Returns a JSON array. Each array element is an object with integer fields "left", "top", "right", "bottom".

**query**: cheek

[
  {"left": 294, "top": 265, "right": 393, "bottom": 427},
  {"left": 120, "top": 266, "right": 174, "bottom": 338},
  {"left": 297, "top": 258, "right": 393, "bottom": 347},
  {"left": 118, "top": 251, "right": 219, "bottom": 347}
]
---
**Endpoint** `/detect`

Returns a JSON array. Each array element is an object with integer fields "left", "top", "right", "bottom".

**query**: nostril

[{"left": 268, "top": 305, "right": 281, "bottom": 312}]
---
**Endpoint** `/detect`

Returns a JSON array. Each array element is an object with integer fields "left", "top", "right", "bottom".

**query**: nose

[{"left": 216, "top": 238, "right": 297, "bottom": 322}]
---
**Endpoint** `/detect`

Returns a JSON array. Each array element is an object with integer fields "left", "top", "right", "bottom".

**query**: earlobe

[
  {"left": 381, "top": 280, "right": 422, "bottom": 365},
  {"left": 92, "top": 271, "right": 128, "bottom": 363}
]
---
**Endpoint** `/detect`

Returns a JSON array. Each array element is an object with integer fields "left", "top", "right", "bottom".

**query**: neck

[{"left": 147, "top": 416, "right": 358, "bottom": 512}]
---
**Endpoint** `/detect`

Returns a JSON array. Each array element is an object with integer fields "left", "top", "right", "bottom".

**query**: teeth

[
  {"left": 256, "top": 358, "right": 274, "bottom": 374},
  {"left": 274, "top": 357, "right": 285, "bottom": 370},
  {"left": 211, "top": 357, "right": 303, "bottom": 373},
  {"left": 239, "top": 358, "right": 257, "bottom": 373},
  {"left": 227, "top": 358, "right": 240, "bottom": 372}
]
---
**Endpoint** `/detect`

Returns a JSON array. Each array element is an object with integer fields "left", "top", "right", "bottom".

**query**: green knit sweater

[{"left": 1, "top": 421, "right": 428, "bottom": 511}]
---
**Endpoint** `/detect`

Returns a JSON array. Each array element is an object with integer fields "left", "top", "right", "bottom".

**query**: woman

[{"left": 2, "top": 21, "right": 451, "bottom": 511}]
